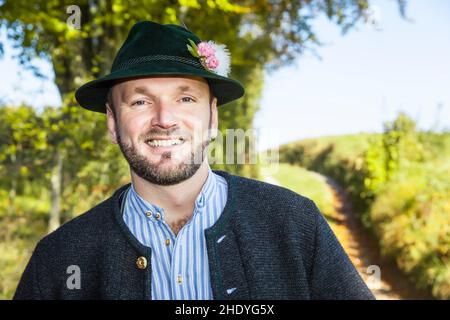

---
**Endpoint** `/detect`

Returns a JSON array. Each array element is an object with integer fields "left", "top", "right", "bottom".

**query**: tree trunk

[
  {"left": 48, "top": 150, "right": 63, "bottom": 233},
  {"left": 7, "top": 177, "right": 17, "bottom": 216},
  {"left": 7, "top": 151, "right": 17, "bottom": 216}
]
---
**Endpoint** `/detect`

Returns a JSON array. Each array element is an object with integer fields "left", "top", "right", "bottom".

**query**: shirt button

[
  {"left": 145, "top": 210, "right": 152, "bottom": 217},
  {"left": 155, "top": 212, "right": 161, "bottom": 220},
  {"left": 165, "top": 239, "right": 170, "bottom": 246},
  {"left": 136, "top": 256, "right": 147, "bottom": 270},
  {"left": 177, "top": 275, "right": 183, "bottom": 284}
]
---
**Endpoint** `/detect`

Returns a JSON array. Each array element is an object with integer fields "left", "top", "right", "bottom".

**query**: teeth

[{"left": 147, "top": 139, "right": 183, "bottom": 147}]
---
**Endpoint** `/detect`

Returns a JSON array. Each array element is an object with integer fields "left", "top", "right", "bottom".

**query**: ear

[
  {"left": 210, "top": 97, "right": 219, "bottom": 140},
  {"left": 106, "top": 103, "right": 118, "bottom": 144}
]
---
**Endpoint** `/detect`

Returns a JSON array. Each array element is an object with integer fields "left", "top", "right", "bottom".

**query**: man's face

[{"left": 106, "top": 75, "right": 218, "bottom": 185}]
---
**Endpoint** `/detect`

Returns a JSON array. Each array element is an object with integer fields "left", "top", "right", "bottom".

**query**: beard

[{"left": 116, "top": 127, "right": 211, "bottom": 186}]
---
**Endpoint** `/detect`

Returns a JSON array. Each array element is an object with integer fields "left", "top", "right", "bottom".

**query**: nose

[{"left": 150, "top": 100, "right": 178, "bottom": 128}]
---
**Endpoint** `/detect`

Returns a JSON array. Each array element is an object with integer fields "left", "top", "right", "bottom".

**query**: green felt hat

[{"left": 75, "top": 21, "right": 245, "bottom": 113}]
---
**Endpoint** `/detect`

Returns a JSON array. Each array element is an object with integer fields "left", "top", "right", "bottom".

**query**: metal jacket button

[{"left": 136, "top": 256, "right": 147, "bottom": 270}]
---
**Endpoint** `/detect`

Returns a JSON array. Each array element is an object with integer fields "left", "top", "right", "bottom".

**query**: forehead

[{"left": 111, "top": 75, "right": 209, "bottom": 95}]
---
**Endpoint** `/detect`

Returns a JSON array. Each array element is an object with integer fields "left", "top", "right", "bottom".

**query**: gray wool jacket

[{"left": 14, "top": 170, "right": 375, "bottom": 300}]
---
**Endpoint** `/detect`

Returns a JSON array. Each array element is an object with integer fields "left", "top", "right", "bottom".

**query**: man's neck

[{"left": 130, "top": 160, "right": 210, "bottom": 217}]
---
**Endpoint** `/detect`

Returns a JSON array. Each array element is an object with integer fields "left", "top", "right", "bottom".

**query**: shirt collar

[
  {"left": 127, "top": 164, "right": 217, "bottom": 221},
  {"left": 195, "top": 164, "right": 216, "bottom": 209}
]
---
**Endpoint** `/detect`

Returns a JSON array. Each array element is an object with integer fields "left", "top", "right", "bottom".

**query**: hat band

[{"left": 113, "top": 55, "right": 204, "bottom": 72}]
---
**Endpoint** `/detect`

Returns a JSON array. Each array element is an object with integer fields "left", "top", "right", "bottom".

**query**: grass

[
  {"left": 0, "top": 215, "right": 47, "bottom": 300},
  {"left": 260, "top": 163, "right": 339, "bottom": 226}
]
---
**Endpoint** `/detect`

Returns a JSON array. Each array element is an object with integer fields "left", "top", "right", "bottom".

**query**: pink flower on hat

[
  {"left": 187, "top": 39, "right": 231, "bottom": 77},
  {"left": 197, "top": 42, "right": 216, "bottom": 58},
  {"left": 206, "top": 56, "right": 219, "bottom": 69}
]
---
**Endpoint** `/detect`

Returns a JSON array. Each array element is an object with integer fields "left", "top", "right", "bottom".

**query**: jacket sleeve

[
  {"left": 13, "top": 240, "right": 54, "bottom": 300},
  {"left": 307, "top": 200, "right": 375, "bottom": 300}
]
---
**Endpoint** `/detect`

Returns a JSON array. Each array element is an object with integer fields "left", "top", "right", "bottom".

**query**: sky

[
  {"left": 0, "top": 0, "right": 449, "bottom": 151},
  {"left": 255, "top": 0, "right": 450, "bottom": 150}
]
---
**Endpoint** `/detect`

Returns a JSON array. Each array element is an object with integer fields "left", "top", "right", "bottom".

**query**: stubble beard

[{"left": 116, "top": 127, "right": 212, "bottom": 186}]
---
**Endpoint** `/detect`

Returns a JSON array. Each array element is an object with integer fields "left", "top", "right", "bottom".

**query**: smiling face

[{"left": 106, "top": 75, "right": 218, "bottom": 185}]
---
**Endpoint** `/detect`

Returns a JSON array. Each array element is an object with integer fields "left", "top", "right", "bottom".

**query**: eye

[
  {"left": 131, "top": 100, "right": 149, "bottom": 106},
  {"left": 180, "top": 96, "right": 195, "bottom": 103}
]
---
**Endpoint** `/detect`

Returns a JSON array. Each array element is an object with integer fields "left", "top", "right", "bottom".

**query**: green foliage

[
  {"left": 371, "top": 164, "right": 450, "bottom": 299},
  {"left": 363, "top": 135, "right": 386, "bottom": 200},
  {"left": 364, "top": 112, "right": 426, "bottom": 201},
  {"left": 278, "top": 113, "right": 450, "bottom": 299}
]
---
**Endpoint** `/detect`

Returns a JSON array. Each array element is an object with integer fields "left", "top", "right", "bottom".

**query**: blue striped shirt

[{"left": 122, "top": 165, "right": 228, "bottom": 300}]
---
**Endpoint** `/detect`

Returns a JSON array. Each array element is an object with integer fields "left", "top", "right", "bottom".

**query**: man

[{"left": 14, "top": 21, "right": 374, "bottom": 300}]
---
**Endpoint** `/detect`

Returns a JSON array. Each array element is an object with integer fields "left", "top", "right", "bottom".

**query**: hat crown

[
  {"left": 75, "top": 20, "right": 244, "bottom": 113},
  {"left": 111, "top": 21, "right": 201, "bottom": 72}
]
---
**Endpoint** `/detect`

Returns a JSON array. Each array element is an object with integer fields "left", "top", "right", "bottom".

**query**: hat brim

[{"left": 75, "top": 60, "right": 245, "bottom": 113}]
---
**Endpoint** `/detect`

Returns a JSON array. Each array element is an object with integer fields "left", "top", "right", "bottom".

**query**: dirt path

[{"left": 262, "top": 171, "right": 433, "bottom": 300}]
